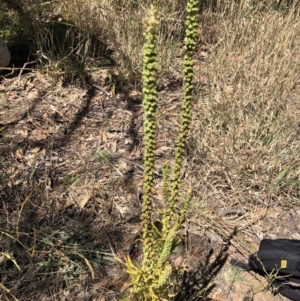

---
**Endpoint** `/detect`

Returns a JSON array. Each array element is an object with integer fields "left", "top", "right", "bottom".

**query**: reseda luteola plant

[{"left": 119, "top": 0, "right": 199, "bottom": 300}]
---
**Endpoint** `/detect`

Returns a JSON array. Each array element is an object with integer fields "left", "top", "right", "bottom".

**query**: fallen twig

[{"left": 91, "top": 84, "right": 111, "bottom": 97}]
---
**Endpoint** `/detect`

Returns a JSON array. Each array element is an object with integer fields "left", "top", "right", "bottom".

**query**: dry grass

[
  {"left": 191, "top": 1, "right": 300, "bottom": 210},
  {"left": 2, "top": 0, "right": 187, "bottom": 83},
  {"left": 1, "top": 0, "right": 300, "bottom": 300}
]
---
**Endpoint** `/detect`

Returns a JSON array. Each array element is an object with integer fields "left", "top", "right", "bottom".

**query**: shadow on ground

[{"left": 174, "top": 228, "right": 237, "bottom": 301}]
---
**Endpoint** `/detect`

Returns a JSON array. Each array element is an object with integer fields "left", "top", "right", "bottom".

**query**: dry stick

[
  {"left": 91, "top": 84, "right": 111, "bottom": 97},
  {"left": 199, "top": 185, "right": 246, "bottom": 217},
  {"left": 18, "top": 60, "right": 38, "bottom": 86},
  {"left": 0, "top": 66, "right": 32, "bottom": 74},
  {"left": 67, "top": 103, "right": 104, "bottom": 120},
  {"left": 104, "top": 149, "right": 162, "bottom": 177},
  {"left": 0, "top": 72, "right": 32, "bottom": 87}
]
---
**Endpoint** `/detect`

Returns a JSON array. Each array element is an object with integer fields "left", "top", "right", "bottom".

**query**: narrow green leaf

[{"left": 276, "top": 167, "right": 290, "bottom": 182}]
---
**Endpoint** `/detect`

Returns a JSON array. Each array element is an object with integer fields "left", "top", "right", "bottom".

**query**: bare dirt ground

[{"left": 1, "top": 55, "right": 299, "bottom": 300}]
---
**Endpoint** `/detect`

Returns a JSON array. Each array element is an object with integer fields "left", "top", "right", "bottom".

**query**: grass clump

[
  {"left": 190, "top": 1, "right": 300, "bottom": 213},
  {"left": 1, "top": 0, "right": 189, "bottom": 84}
]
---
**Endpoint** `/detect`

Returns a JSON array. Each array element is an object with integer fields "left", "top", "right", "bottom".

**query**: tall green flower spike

[
  {"left": 141, "top": 4, "right": 159, "bottom": 268},
  {"left": 163, "top": 0, "right": 199, "bottom": 234},
  {"left": 119, "top": 1, "right": 199, "bottom": 300}
]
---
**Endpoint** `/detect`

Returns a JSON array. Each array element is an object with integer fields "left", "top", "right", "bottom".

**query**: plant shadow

[{"left": 175, "top": 227, "right": 238, "bottom": 301}]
